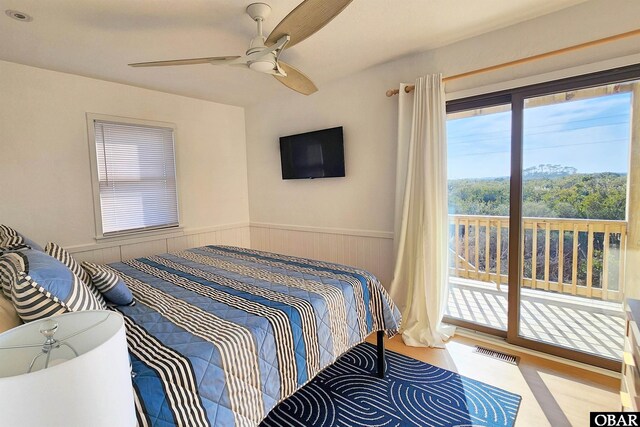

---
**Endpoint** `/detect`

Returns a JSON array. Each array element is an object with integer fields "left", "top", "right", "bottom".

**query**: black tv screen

[{"left": 280, "top": 127, "right": 345, "bottom": 179}]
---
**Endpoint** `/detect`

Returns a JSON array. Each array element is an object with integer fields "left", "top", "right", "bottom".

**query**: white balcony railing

[{"left": 449, "top": 215, "right": 627, "bottom": 302}]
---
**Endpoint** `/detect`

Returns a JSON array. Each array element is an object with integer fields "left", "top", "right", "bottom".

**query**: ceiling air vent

[{"left": 5, "top": 10, "right": 33, "bottom": 22}]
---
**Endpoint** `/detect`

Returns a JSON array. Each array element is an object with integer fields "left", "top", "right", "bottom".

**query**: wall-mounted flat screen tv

[{"left": 279, "top": 126, "right": 345, "bottom": 180}]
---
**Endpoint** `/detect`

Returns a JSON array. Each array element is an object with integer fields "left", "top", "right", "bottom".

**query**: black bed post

[{"left": 376, "top": 330, "right": 386, "bottom": 378}]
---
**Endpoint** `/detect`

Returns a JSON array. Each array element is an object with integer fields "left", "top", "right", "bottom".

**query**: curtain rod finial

[{"left": 386, "top": 88, "right": 399, "bottom": 97}]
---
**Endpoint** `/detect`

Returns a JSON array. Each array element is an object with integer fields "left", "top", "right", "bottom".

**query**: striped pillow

[
  {"left": 82, "top": 262, "right": 135, "bottom": 306},
  {"left": 44, "top": 242, "right": 107, "bottom": 309},
  {"left": 0, "top": 225, "right": 44, "bottom": 252},
  {"left": 0, "top": 244, "right": 30, "bottom": 256},
  {"left": 0, "top": 251, "right": 25, "bottom": 298},
  {"left": 18, "top": 234, "right": 44, "bottom": 252},
  {"left": 0, "top": 225, "right": 23, "bottom": 247},
  {"left": 5, "top": 250, "right": 104, "bottom": 322}
]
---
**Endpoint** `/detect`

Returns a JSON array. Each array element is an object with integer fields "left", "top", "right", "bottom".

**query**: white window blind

[{"left": 93, "top": 120, "right": 179, "bottom": 235}]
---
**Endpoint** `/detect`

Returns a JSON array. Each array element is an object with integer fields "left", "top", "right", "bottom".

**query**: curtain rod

[{"left": 385, "top": 28, "right": 640, "bottom": 97}]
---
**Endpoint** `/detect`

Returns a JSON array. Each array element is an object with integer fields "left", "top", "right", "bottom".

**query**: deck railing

[{"left": 449, "top": 215, "right": 627, "bottom": 302}]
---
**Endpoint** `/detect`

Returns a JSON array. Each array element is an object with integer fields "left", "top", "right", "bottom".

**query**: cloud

[{"left": 447, "top": 92, "right": 632, "bottom": 179}]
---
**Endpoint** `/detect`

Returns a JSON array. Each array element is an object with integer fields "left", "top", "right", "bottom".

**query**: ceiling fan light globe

[{"left": 249, "top": 59, "right": 276, "bottom": 73}]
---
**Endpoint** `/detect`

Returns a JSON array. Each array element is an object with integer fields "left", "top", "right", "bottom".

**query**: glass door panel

[
  {"left": 445, "top": 104, "right": 511, "bottom": 332},
  {"left": 519, "top": 82, "right": 636, "bottom": 360}
]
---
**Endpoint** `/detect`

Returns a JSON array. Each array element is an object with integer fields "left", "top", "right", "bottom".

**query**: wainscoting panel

[
  {"left": 166, "top": 227, "right": 251, "bottom": 253},
  {"left": 250, "top": 224, "right": 394, "bottom": 287},
  {"left": 68, "top": 246, "right": 122, "bottom": 265},
  {"left": 120, "top": 239, "right": 168, "bottom": 261},
  {"left": 67, "top": 223, "right": 392, "bottom": 287},
  {"left": 69, "top": 224, "right": 250, "bottom": 264}
]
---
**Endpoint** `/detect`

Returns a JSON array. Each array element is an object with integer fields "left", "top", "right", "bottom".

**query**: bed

[{"left": 108, "top": 245, "right": 401, "bottom": 427}]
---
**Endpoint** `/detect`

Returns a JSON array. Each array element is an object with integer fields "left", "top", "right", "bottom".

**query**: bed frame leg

[{"left": 376, "top": 330, "right": 385, "bottom": 378}]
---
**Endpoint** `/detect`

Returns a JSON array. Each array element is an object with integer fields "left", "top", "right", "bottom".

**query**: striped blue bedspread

[{"left": 109, "top": 245, "right": 402, "bottom": 427}]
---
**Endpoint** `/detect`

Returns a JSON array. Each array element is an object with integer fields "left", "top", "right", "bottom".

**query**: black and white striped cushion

[
  {"left": 0, "top": 244, "right": 29, "bottom": 256},
  {"left": 0, "top": 225, "right": 43, "bottom": 252},
  {"left": 81, "top": 262, "right": 119, "bottom": 293},
  {"left": 82, "top": 262, "right": 135, "bottom": 306},
  {"left": 0, "top": 225, "right": 24, "bottom": 247},
  {"left": 4, "top": 252, "right": 104, "bottom": 322},
  {"left": 0, "top": 225, "right": 18, "bottom": 238},
  {"left": 0, "top": 251, "right": 25, "bottom": 298},
  {"left": 44, "top": 242, "right": 107, "bottom": 309}
]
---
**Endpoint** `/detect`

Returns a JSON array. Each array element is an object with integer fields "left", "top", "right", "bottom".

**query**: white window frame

[{"left": 86, "top": 113, "right": 181, "bottom": 240}]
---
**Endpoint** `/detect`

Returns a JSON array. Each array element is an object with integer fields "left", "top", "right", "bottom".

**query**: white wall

[
  {"left": 0, "top": 60, "right": 250, "bottom": 255},
  {"left": 2, "top": 0, "right": 640, "bottom": 284},
  {"left": 244, "top": 0, "right": 640, "bottom": 285}
]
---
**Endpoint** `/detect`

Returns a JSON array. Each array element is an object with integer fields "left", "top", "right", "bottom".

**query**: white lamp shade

[{"left": 0, "top": 311, "right": 135, "bottom": 427}]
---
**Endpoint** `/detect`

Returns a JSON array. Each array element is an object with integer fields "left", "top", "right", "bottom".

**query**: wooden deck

[{"left": 445, "top": 277, "right": 625, "bottom": 360}]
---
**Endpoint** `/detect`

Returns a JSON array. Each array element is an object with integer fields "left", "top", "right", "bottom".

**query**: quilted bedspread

[{"left": 109, "top": 245, "right": 401, "bottom": 427}]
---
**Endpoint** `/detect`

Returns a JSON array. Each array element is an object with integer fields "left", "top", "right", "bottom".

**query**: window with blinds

[{"left": 91, "top": 118, "right": 179, "bottom": 236}]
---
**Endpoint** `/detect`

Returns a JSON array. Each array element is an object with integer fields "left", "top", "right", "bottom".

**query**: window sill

[{"left": 95, "top": 226, "right": 184, "bottom": 244}]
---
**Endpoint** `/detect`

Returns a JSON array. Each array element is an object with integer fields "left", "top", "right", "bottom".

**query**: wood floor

[
  {"left": 366, "top": 333, "right": 620, "bottom": 427},
  {"left": 446, "top": 277, "right": 625, "bottom": 360}
]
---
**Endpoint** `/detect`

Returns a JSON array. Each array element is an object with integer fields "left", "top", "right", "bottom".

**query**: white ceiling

[{"left": 0, "top": 0, "right": 588, "bottom": 107}]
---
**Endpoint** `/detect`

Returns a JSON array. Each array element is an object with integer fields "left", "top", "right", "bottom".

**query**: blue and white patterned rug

[{"left": 261, "top": 342, "right": 521, "bottom": 427}]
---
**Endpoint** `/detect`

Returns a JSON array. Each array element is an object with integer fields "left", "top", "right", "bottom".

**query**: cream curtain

[{"left": 389, "top": 75, "right": 455, "bottom": 348}]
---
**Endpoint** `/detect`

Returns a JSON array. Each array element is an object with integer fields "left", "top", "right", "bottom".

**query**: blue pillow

[
  {"left": 18, "top": 233, "right": 43, "bottom": 252},
  {"left": 45, "top": 242, "right": 106, "bottom": 309},
  {"left": 6, "top": 250, "right": 104, "bottom": 322},
  {"left": 82, "top": 262, "right": 135, "bottom": 306}
]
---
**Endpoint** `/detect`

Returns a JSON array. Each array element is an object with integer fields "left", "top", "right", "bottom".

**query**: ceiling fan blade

[
  {"left": 129, "top": 56, "right": 240, "bottom": 67},
  {"left": 274, "top": 61, "right": 318, "bottom": 95},
  {"left": 266, "top": 0, "right": 353, "bottom": 49}
]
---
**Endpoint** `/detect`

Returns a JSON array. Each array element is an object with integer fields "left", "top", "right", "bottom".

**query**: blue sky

[{"left": 446, "top": 92, "right": 632, "bottom": 180}]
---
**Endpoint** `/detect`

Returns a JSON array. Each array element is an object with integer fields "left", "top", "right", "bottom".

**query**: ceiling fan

[{"left": 128, "top": 0, "right": 353, "bottom": 95}]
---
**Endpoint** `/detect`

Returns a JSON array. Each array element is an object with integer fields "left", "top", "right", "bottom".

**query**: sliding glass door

[
  {"left": 515, "top": 81, "right": 635, "bottom": 363},
  {"left": 444, "top": 65, "right": 640, "bottom": 369},
  {"left": 446, "top": 102, "right": 511, "bottom": 335}
]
